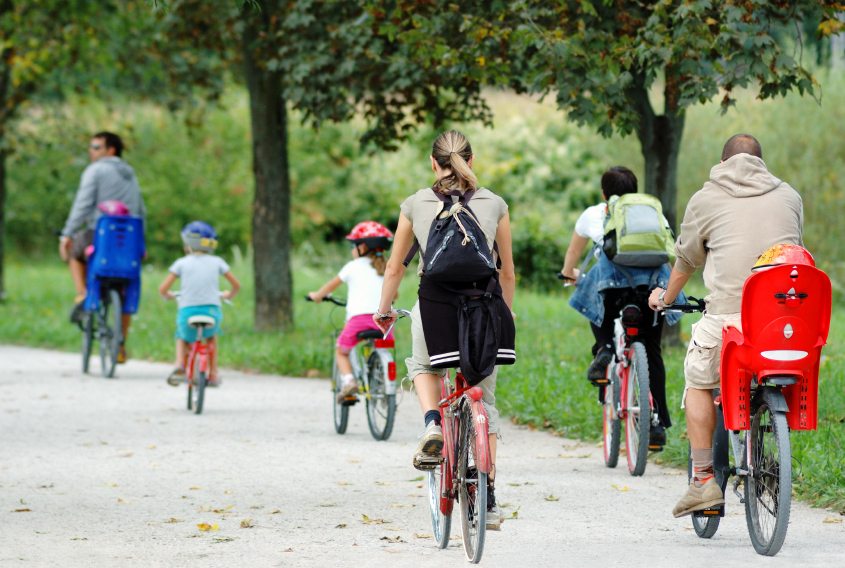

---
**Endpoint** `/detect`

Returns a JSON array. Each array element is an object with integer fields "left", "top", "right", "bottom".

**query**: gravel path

[{"left": 1, "top": 345, "right": 843, "bottom": 567}]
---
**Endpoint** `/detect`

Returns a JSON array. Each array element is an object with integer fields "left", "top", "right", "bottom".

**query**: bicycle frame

[{"left": 186, "top": 331, "right": 214, "bottom": 388}]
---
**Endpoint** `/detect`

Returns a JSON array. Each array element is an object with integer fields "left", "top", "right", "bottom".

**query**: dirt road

[{"left": 1, "top": 345, "right": 842, "bottom": 567}]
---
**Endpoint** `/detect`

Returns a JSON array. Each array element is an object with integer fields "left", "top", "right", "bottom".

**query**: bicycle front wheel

[
  {"left": 331, "top": 357, "right": 349, "bottom": 434},
  {"left": 428, "top": 463, "right": 452, "bottom": 549},
  {"left": 458, "top": 405, "right": 487, "bottom": 564},
  {"left": 602, "top": 368, "right": 621, "bottom": 468},
  {"left": 625, "top": 342, "right": 651, "bottom": 476},
  {"left": 82, "top": 311, "right": 95, "bottom": 374},
  {"left": 99, "top": 289, "right": 122, "bottom": 379},
  {"left": 744, "top": 400, "right": 791, "bottom": 556},
  {"left": 366, "top": 352, "right": 396, "bottom": 441}
]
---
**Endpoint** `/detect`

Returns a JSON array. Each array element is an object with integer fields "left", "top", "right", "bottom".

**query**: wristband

[
  {"left": 659, "top": 290, "right": 673, "bottom": 307},
  {"left": 375, "top": 307, "right": 393, "bottom": 319}
]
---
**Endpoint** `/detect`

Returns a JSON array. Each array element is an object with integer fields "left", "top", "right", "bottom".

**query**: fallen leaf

[
  {"left": 197, "top": 523, "right": 219, "bottom": 532},
  {"left": 213, "top": 536, "right": 235, "bottom": 543},
  {"left": 119, "top": 452, "right": 134, "bottom": 458},
  {"left": 147, "top": 444, "right": 157, "bottom": 450},
  {"left": 240, "top": 519, "right": 254, "bottom": 529},
  {"left": 510, "top": 510, "right": 519, "bottom": 519},
  {"left": 409, "top": 476, "right": 424, "bottom": 482},
  {"left": 212, "top": 505, "right": 234, "bottom": 514},
  {"left": 335, "top": 523, "right": 347, "bottom": 529},
  {"left": 12, "top": 508, "right": 31, "bottom": 513},
  {"left": 414, "top": 533, "right": 432, "bottom": 539},
  {"left": 822, "top": 517, "right": 843, "bottom": 524},
  {"left": 165, "top": 518, "right": 182, "bottom": 524},
  {"left": 270, "top": 509, "right": 282, "bottom": 514},
  {"left": 380, "top": 536, "right": 405, "bottom": 543},
  {"left": 189, "top": 486, "right": 201, "bottom": 491},
  {"left": 319, "top": 502, "right": 337, "bottom": 508},
  {"left": 612, "top": 484, "right": 631, "bottom": 492},
  {"left": 374, "top": 481, "right": 390, "bottom": 486},
  {"left": 283, "top": 548, "right": 294, "bottom": 553},
  {"left": 337, "top": 481, "right": 352, "bottom": 486},
  {"left": 544, "top": 495, "right": 560, "bottom": 502},
  {"left": 70, "top": 537, "right": 87, "bottom": 541},
  {"left": 361, "top": 514, "right": 389, "bottom": 525}
]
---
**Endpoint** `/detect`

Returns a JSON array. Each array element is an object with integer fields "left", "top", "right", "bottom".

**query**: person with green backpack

[{"left": 562, "top": 166, "right": 684, "bottom": 448}]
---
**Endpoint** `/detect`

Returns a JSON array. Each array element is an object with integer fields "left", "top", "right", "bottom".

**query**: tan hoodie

[{"left": 675, "top": 153, "right": 803, "bottom": 314}]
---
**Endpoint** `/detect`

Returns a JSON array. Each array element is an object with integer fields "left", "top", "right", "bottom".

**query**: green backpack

[{"left": 602, "top": 193, "right": 676, "bottom": 267}]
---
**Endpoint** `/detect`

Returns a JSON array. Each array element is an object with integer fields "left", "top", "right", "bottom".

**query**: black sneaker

[
  {"left": 649, "top": 424, "right": 666, "bottom": 450},
  {"left": 486, "top": 483, "right": 502, "bottom": 530},
  {"left": 587, "top": 347, "right": 613, "bottom": 385},
  {"left": 69, "top": 301, "right": 86, "bottom": 327}
]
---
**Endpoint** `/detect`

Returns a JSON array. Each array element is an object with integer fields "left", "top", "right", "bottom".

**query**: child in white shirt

[{"left": 308, "top": 221, "right": 395, "bottom": 402}]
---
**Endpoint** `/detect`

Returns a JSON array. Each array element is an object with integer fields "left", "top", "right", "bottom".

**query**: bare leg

[
  {"left": 121, "top": 314, "right": 131, "bottom": 342},
  {"left": 207, "top": 336, "right": 218, "bottom": 379},
  {"left": 685, "top": 387, "right": 717, "bottom": 449},
  {"left": 175, "top": 339, "right": 188, "bottom": 369},
  {"left": 69, "top": 258, "right": 87, "bottom": 302},
  {"left": 489, "top": 435, "right": 497, "bottom": 480},
  {"left": 335, "top": 347, "right": 353, "bottom": 376},
  {"left": 413, "top": 372, "right": 441, "bottom": 413}
]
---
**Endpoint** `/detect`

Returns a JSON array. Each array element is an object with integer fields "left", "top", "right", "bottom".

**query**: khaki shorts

[
  {"left": 406, "top": 301, "right": 500, "bottom": 435},
  {"left": 70, "top": 229, "right": 94, "bottom": 263},
  {"left": 682, "top": 312, "right": 741, "bottom": 406}
]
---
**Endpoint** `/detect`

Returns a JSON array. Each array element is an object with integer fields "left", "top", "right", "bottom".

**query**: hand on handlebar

[
  {"left": 648, "top": 287, "right": 666, "bottom": 312},
  {"left": 307, "top": 291, "right": 322, "bottom": 303},
  {"left": 372, "top": 310, "right": 397, "bottom": 334}
]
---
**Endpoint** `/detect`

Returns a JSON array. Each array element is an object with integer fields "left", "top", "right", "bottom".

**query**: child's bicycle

[
  {"left": 598, "top": 287, "right": 661, "bottom": 476},
  {"left": 173, "top": 292, "right": 230, "bottom": 415},
  {"left": 422, "top": 369, "right": 492, "bottom": 564},
  {"left": 80, "top": 214, "right": 144, "bottom": 378},
  {"left": 666, "top": 258, "right": 830, "bottom": 555},
  {"left": 306, "top": 295, "right": 402, "bottom": 440}
]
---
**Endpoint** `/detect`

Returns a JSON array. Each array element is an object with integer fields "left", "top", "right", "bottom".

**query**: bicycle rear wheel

[
  {"left": 99, "top": 289, "right": 122, "bottom": 378},
  {"left": 690, "top": 404, "right": 729, "bottom": 538},
  {"left": 625, "top": 342, "right": 651, "bottom": 476},
  {"left": 428, "top": 463, "right": 452, "bottom": 549},
  {"left": 458, "top": 405, "right": 487, "bottom": 564},
  {"left": 366, "top": 352, "right": 396, "bottom": 441},
  {"left": 82, "top": 311, "right": 95, "bottom": 374},
  {"left": 744, "top": 400, "right": 791, "bottom": 556},
  {"left": 331, "top": 356, "right": 349, "bottom": 434},
  {"left": 602, "top": 367, "right": 621, "bottom": 468}
]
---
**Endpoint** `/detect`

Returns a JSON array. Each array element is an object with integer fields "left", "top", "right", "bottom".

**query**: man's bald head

[{"left": 722, "top": 134, "right": 762, "bottom": 161}]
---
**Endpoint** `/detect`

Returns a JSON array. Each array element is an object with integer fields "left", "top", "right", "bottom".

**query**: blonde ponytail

[{"left": 431, "top": 130, "right": 478, "bottom": 193}]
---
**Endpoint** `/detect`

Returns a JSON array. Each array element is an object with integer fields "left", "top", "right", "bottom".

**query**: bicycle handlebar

[
  {"left": 663, "top": 296, "right": 706, "bottom": 313},
  {"left": 304, "top": 294, "right": 346, "bottom": 307}
]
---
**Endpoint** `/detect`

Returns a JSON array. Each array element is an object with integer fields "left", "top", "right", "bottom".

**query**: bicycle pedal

[
  {"left": 648, "top": 444, "right": 665, "bottom": 452},
  {"left": 413, "top": 455, "right": 443, "bottom": 471},
  {"left": 590, "top": 378, "right": 610, "bottom": 386},
  {"left": 340, "top": 396, "right": 359, "bottom": 407},
  {"left": 693, "top": 506, "right": 724, "bottom": 518}
]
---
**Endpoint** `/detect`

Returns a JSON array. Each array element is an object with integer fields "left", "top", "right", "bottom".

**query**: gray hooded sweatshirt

[
  {"left": 674, "top": 153, "right": 803, "bottom": 314},
  {"left": 61, "top": 156, "right": 146, "bottom": 236}
]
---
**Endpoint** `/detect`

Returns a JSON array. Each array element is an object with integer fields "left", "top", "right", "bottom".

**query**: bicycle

[
  {"left": 666, "top": 257, "right": 831, "bottom": 556},
  {"left": 306, "top": 295, "right": 401, "bottom": 441},
  {"left": 598, "top": 287, "right": 661, "bottom": 476},
  {"left": 422, "top": 369, "right": 492, "bottom": 564},
  {"left": 80, "top": 214, "right": 144, "bottom": 378}
]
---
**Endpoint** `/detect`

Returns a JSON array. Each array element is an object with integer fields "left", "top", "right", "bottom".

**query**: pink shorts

[{"left": 336, "top": 313, "right": 394, "bottom": 351}]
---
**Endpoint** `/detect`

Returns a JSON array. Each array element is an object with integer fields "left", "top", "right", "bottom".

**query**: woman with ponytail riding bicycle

[{"left": 308, "top": 221, "right": 395, "bottom": 403}]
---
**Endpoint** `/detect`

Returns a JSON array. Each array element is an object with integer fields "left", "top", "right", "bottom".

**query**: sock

[
  {"left": 340, "top": 373, "right": 355, "bottom": 386},
  {"left": 424, "top": 410, "right": 441, "bottom": 427},
  {"left": 691, "top": 447, "right": 714, "bottom": 485}
]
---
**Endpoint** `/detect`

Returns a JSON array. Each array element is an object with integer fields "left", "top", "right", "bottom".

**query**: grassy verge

[{"left": 2, "top": 260, "right": 843, "bottom": 512}]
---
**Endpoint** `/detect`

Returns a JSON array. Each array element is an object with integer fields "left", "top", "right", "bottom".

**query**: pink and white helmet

[{"left": 97, "top": 200, "right": 130, "bottom": 216}]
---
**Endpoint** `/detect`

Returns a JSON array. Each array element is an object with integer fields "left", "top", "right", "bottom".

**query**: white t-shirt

[
  {"left": 338, "top": 257, "right": 384, "bottom": 320},
  {"left": 574, "top": 203, "right": 607, "bottom": 244},
  {"left": 169, "top": 254, "right": 231, "bottom": 308}
]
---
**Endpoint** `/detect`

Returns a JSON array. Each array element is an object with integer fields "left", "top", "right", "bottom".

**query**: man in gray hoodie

[
  {"left": 59, "top": 132, "right": 146, "bottom": 360},
  {"left": 648, "top": 134, "right": 803, "bottom": 517}
]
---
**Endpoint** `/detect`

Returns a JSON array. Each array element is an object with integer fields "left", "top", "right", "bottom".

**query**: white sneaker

[
  {"left": 336, "top": 380, "right": 359, "bottom": 403},
  {"left": 412, "top": 422, "right": 443, "bottom": 470}
]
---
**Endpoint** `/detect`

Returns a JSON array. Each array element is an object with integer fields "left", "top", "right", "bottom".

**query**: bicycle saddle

[
  {"left": 356, "top": 329, "right": 383, "bottom": 340},
  {"left": 187, "top": 315, "right": 216, "bottom": 327}
]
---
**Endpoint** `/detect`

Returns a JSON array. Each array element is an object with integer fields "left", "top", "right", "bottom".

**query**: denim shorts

[{"left": 176, "top": 305, "right": 222, "bottom": 341}]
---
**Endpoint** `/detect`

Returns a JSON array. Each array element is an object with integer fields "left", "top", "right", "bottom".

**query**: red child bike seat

[{"left": 720, "top": 263, "right": 831, "bottom": 431}]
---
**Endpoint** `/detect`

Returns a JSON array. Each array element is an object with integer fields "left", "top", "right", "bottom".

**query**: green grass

[{"left": 2, "top": 260, "right": 843, "bottom": 512}]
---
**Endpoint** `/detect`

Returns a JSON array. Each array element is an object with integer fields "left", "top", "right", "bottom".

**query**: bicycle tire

[
  {"left": 602, "top": 367, "right": 621, "bottom": 468},
  {"left": 744, "top": 399, "right": 791, "bottom": 556},
  {"left": 625, "top": 342, "right": 651, "bottom": 476},
  {"left": 365, "top": 352, "right": 396, "bottom": 441},
  {"left": 428, "top": 464, "right": 452, "bottom": 549},
  {"left": 458, "top": 403, "right": 487, "bottom": 564},
  {"left": 193, "top": 370, "right": 206, "bottom": 415},
  {"left": 332, "top": 356, "right": 349, "bottom": 434},
  {"left": 82, "top": 311, "right": 95, "bottom": 374},
  {"left": 689, "top": 406, "right": 729, "bottom": 539},
  {"left": 99, "top": 289, "right": 122, "bottom": 379}
]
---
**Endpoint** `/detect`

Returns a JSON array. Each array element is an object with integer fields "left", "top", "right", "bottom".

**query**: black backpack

[{"left": 403, "top": 188, "right": 496, "bottom": 283}]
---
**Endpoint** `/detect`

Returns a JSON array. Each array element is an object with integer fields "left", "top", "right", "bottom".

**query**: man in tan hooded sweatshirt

[{"left": 648, "top": 134, "right": 803, "bottom": 517}]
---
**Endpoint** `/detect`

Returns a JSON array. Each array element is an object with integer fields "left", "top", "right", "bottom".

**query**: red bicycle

[
  {"left": 425, "top": 371, "right": 492, "bottom": 564},
  {"left": 184, "top": 314, "right": 216, "bottom": 415}
]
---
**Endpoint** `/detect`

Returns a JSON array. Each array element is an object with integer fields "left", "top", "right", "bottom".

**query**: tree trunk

[
  {"left": 242, "top": 2, "right": 293, "bottom": 331},
  {"left": 0, "top": 147, "right": 6, "bottom": 301},
  {"left": 631, "top": 77, "right": 686, "bottom": 346}
]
